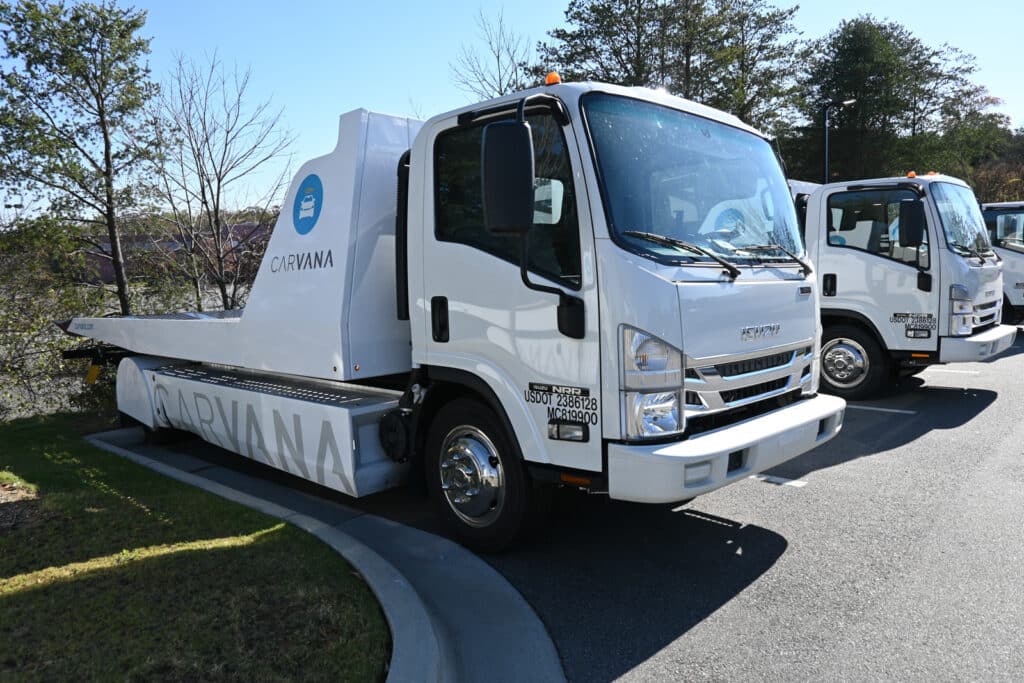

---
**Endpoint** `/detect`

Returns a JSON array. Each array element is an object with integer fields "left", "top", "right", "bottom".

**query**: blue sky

[{"left": 137, "top": 0, "right": 1022, "bottom": 205}]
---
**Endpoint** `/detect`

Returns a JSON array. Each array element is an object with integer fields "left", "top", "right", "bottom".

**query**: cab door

[
  {"left": 417, "top": 108, "right": 602, "bottom": 472},
  {"left": 817, "top": 187, "right": 941, "bottom": 351}
]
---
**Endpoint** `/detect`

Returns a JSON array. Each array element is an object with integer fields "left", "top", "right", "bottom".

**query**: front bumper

[
  {"left": 607, "top": 394, "right": 845, "bottom": 504},
  {"left": 938, "top": 324, "right": 1017, "bottom": 363}
]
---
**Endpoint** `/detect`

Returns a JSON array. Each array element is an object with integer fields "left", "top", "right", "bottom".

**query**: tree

[
  {"left": 709, "top": 0, "right": 801, "bottom": 132},
  {"left": 0, "top": 0, "right": 159, "bottom": 315},
  {"left": 662, "top": 0, "right": 728, "bottom": 101},
  {"left": 782, "top": 15, "right": 1001, "bottom": 181},
  {"left": 0, "top": 216, "right": 106, "bottom": 419},
  {"left": 535, "top": 0, "right": 672, "bottom": 87},
  {"left": 150, "top": 54, "right": 292, "bottom": 310},
  {"left": 451, "top": 9, "right": 533, "bottom": 99},
  {"left": 532, "top": 0, "right": 799, "bottom": 129}
]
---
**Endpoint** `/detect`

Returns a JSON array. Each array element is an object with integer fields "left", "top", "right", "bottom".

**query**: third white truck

[
  {"left": 981, "top": 201, "right": 1024, "bottom": 324},
  {"left": 792, "top": 174, "right": 1017, "bottom": 399}
]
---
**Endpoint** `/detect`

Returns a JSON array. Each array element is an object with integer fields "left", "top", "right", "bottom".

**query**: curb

[{"left": 86, "top": 430, "right": 445, "bottom": 683}]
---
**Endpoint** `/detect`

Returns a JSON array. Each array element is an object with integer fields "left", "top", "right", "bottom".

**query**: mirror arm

[
  {"left": 519, "top": 233, "right": 563, "bottom": 298},
  {"left": 519, "top": 235, "right": 585, "bottom": 339}
]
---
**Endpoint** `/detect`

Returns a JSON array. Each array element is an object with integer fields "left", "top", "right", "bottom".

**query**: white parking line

[
  {"left": 845, "top": 404, "right": 917, "bottom": 415},
  {"left": 921, "top": 368, "right": 980, "bottom": 375},
  {"left": 748, "top": 474, "right": 807, "bottom": 487}
]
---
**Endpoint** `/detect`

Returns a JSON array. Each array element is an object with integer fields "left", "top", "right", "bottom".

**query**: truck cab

[
  {"left": 407, "top": 83, "right": 844, "bottom": 543},
  {"left": 796, "top": 175, "right": 1016, "bottom": 399},
  {"left": 981, "top": 201, "right": 1024, "bottom": 324}
]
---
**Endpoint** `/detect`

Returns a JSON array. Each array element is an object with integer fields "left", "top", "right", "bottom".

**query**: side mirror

[
  {"left": 899, "top": 199, "right": 926, "bottom": 248},
  {"left": 481, "top": 120, "right": 535, "bottom": 234}
]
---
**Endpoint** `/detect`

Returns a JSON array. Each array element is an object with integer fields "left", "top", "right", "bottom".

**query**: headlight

[
  {"left": 621, "top": 327, "right": 682, "bottom": 390},
  {"left": 951, "top": 314, "right": 973, "bottom": 336},
  {"left": 624, "top": 390, "right": 681, "bottom": 438},
  {"left": 949, "top": 284, "right": 973, "bottom": 336},
  {"left": 621, "top": 327, "right": 685, "bottom": 439}
]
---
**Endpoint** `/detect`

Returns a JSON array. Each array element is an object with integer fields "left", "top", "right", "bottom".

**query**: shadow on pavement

[
  {"left": 768, "top": 384, "right": 996, "bottom": 481},
  {"left": 487, "top": 491, "right": 787, "bottom": 682}
]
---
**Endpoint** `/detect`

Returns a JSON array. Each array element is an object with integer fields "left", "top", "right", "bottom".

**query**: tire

[
  {"left": 142, "top": 424, "right": 190, "bottom": 445},
  {"left": 1004, "top": 295, "right": 1023, "bottom": 326},
  {"left": 425, "top": 397, "right": 548, "bottom": 552},
  {"left": 820, "top": 324, "right": 891, "bottom": 400}
]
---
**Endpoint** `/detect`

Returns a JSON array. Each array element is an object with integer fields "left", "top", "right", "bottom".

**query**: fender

[{"left": 820, "top": 308, "right": 887, "bottom": 348}]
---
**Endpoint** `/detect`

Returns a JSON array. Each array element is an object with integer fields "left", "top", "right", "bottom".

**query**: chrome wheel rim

[
  {"left": 822, "top": 337, "right": 869, "bottom": 389},
  {"left": 438, "top": 426, "right": 505, "bottom": 528}
]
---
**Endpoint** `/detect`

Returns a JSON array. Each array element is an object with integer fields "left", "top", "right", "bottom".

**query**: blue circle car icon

[{"left": 293, "top": 174, "right": 324, "bottom": 235}]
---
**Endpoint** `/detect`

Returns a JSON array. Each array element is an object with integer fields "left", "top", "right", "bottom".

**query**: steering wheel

[{"left": 707, "top": 207, "right": 746, "bottom": 241}]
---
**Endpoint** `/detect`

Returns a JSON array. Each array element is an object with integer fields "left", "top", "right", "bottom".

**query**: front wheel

[
  {"left": 425, "top": 398, "right": 548, "bottom": 552},
  {"left": 821, "top": 324, "right": 891, "bottom": 400}
]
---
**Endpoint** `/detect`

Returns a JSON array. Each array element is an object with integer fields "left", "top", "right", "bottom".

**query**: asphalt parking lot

[{"left": 148, "top": 333, "right": 1024, "bottom": 681}]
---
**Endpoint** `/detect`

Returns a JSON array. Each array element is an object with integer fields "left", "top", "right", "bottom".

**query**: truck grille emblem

[{"left": 740, "top": 323, "right": 781, "bottom": 342}]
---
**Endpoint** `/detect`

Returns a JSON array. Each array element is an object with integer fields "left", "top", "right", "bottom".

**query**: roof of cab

[
  {"left": 423, "top": 81, "right": 767, "bottom": 140},
  {"left": 982, "top": 201, "right": 1024, "bottom": 209}
]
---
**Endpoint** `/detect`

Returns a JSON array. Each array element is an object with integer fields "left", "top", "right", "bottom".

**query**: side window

[
  {"left": 434, "top": 112, "right": 582, "bottom": 288},
  {"left": 827, "top": 189, "right": 927, "bottom": 267},
  {"left": 984, "top": 211, "right": 1024, "bottom": 249}
]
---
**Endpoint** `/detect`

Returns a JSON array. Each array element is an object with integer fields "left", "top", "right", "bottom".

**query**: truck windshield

[
  {"left": 931, "top": 182, "right": 994, "bottom": 257},
  {"left": 581, "top": 93, "right": 803, "bottom": 268}
]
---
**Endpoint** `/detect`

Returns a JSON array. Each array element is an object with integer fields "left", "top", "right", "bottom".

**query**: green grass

[{"left": 0, "top": 415, "right": 390, "bottom": 681}]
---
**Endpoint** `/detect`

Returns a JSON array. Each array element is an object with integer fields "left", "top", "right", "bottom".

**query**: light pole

[{"left": 822, "top": 98, "right": 856, "bottom": 184}]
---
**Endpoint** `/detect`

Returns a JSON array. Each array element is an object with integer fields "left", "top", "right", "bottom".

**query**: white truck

[
  {"left": 791, "top": 174, "right": 1017, "bottom": 399},
  {"left": 981, "top": 201, "right": 1024, "bottom": 324},
  {"left": 66, "top": 81, "right": 845, "bottom": 550}
]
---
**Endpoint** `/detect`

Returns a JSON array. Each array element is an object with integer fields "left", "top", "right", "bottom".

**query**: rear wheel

[
  {"left": 425, "top": 398, "right": 548, "bottom": 552},
  {"left": 821, "top": 324, "right": 890, "bottom": 400}
]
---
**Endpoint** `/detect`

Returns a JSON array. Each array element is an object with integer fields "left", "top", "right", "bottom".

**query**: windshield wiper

[
  {"left": 950, "top": 242, "right": 986, "bottom": 264},
  {"left": 734, "top": 244, "right": 813, "bottom": 277},
  {"left": 623, "top": 231, "right": 740, "bottom": 279}
]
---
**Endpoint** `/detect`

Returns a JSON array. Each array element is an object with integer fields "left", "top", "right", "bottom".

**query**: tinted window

[
  {"left": 983, "top": 209, "right": 1024, "bottom": 250},
  {"left": 434, "top": 113, "right": 581, "bottom": 288},
  {"left": 827, "top": 189, "right": 928, "bottom": 267}
]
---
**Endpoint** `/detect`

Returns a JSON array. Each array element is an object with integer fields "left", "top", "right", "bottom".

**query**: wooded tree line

[
  {"left": 0, "top": 0, "right": 288, "bottom": 418},
  {"left": 455, "top": 0, "right": 1023, "bottom": 198}
]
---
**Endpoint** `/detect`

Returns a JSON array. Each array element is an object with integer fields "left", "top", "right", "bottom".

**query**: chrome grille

[
  {"left": 721, "top": 377, "right": 789, "bottom": 403},
  {"left": 685, "top": 340, "right": 814, "bottom": 417},
  {"left": 973, "top": 299, "right": 1001, "bottom": 327},
  {"left": 714, "top": 351, "right": 793, "bottom": 377}
]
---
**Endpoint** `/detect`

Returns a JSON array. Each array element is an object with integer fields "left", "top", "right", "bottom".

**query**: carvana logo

[{"left": 293, "top": 174, "right": 324, "bottom": 235}]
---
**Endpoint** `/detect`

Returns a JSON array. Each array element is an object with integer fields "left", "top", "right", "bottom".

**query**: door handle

[
  {"left": 431, "top": 296, "right": 449, "bottom": 342},
  {"left": 822, "top": 273, "right": 837, "bottom": 297}
]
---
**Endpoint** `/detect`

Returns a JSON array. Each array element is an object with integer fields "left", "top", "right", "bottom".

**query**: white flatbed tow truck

[{"left": 67, "top": 80, "right": 845, "bottom": 549}]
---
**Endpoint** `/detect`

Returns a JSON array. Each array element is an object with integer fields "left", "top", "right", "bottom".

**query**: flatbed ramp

[
  {"left": 69, "top": 311, "right": 244, "bottom": 367},
  {"left": 134, "top": 361, "right": 405, "bottom": 498}
]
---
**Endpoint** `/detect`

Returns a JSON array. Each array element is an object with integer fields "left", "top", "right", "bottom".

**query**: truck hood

[{"left": 677, "top": 276, "right": 817, "bottom": 362}]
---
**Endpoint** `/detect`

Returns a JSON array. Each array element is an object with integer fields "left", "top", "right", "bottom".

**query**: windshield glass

[
  {"left": 581, "top": 93, "right": 802, "bottom": 267},
  {"left": 931, "top": 182, "right": 993, "bottom": 255},
  {"left": 983, "top": 207, "right": 1024, "bottom": 252}
]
